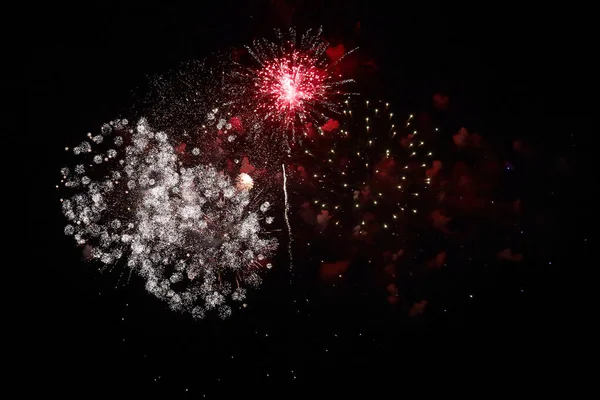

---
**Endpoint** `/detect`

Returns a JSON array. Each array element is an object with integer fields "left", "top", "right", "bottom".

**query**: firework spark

[{"left": 60, "top": 119, "right": 278, "bottom": 319}]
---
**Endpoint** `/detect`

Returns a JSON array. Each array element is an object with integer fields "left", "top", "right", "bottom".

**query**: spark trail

[{"left": 282, "top": 164, "right": 293, "bottom": 283}]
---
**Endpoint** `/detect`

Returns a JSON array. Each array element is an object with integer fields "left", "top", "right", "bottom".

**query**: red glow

[
  {"left": 228, "top": 116, "right": 243, "bottom": 132},
  {"left": 175, "top": 143, "right": 186, "bottom": 154},
  {"left": 325, "top": 43, "right": 345, "bottom": 62},
  {"left": 321, "top": 118, "right": 339, "bottom": 132}
]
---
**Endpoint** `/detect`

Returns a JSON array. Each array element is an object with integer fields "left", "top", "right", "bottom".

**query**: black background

[{"left": 23, "top": 0, "right": 590, "bottom": 397}]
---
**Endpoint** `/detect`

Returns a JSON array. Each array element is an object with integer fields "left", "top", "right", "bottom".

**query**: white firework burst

[{"left": 60, "top": 118, "right": 278, "bottom": 319}]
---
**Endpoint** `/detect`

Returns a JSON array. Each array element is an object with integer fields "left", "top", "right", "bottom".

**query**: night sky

[{"left": 24, "top": 1, "right": 590, "bottom": 397}]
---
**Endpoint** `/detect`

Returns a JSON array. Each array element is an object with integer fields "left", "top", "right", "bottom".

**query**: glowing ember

[{"left": 236, "top": 173, "right": 254, "bottom": 191}]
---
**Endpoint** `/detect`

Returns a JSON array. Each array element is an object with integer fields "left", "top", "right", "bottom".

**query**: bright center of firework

[
  {"left": 281, "top": 73, "right": 303, "bottom": 107},
  {"left": 259, "top": 55, "right": 326, "bottom": 116}
]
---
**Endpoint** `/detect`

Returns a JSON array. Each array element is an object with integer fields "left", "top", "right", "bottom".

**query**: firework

[
  {"left": 137, "top": 28, "right": 356, "bottom": 179},
  {"left": 228, "top": 27, "right": 357, "bottom": 148},
  {"left": 59, "top": 119, "right": 278, "bottom": 319},
  {"left": 296, "top": 98, "right": 435, "bottom": 245}
]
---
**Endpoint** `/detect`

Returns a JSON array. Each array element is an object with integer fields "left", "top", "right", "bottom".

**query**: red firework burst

[
  {"left": 257, "top": 52, "right": 327, "bottom": 122},
  {"left": 242, "top": 27, "right": 357, "bottom": 140}
]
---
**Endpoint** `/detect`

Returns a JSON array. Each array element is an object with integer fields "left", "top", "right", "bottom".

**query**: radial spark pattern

[
  {"left": 256, "top": 51, "right": 327, "bottom": 121},
  {"left": 60, "top": 119, "right": 278, "bottom": 319},
  {"left": 236, "top": 27, "right": 356, "bottom": 145}
]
